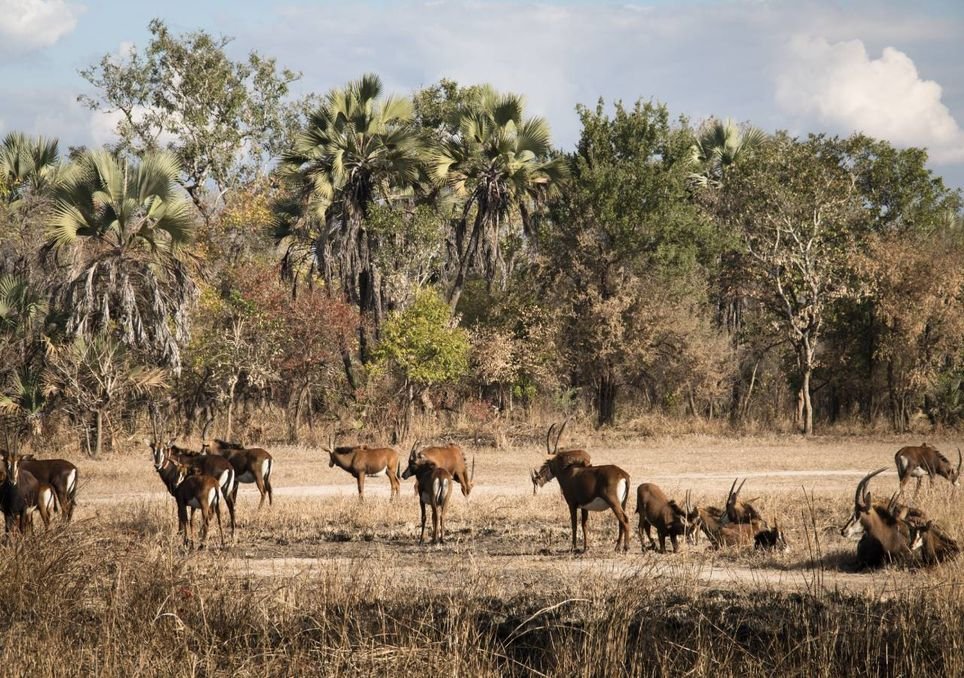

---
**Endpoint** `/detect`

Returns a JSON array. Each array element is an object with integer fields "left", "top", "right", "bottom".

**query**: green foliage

[{"left": 374, "top": 288, "right": 469, "bottom": 387}]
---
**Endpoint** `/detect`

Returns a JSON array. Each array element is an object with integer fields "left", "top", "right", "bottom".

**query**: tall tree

[
  {"left": 431, "top": 87, "right": 567, "bottom": 309},
  {"left": 277, "top": 73, "right": 426, "bottom": 362},
  {"left": 47, "top": 149, "right": 197, "bottom": 373},
  {"left": 719, "top": 134, "right": 861, "bottom": 435},
  {"left": 79, "top": 19, "right": 303, "bottom": 224}
]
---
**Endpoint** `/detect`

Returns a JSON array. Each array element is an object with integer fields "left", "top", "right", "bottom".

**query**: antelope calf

[
  {"left": 204, "top": 439, "right": 274, "bottom": 508},
  {"left": 532, "top": 422, "right": 591, "bottom": 495},
  {"left": 407, "top": 452, "right": 454, "bottom": 544},
  {"left": 895, "top": 443, "right": 962, "bottom": 495},
  {"left": 532, "top": 455, "right": 631, "bottom": 552},
  {"left": 634, "top": 483, "right": 690, "bottom": 553},
  {"left": 842, "top": 468, "right": 920, "bottom": 569},
  {"left": 171, "top": 463, "right": 224, "bottom": 548},
  {"left": 0, "top": 450, "right": 56, "bottom": 535},
  {"left": 325, "top": 435, "right": 400, "bottom": 499},
  {"left": 401, "top": 441, "right": 473, "bottom": 497}
]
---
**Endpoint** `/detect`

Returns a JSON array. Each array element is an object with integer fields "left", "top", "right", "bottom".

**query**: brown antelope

[
  {"left": 149, "top": 439, "right": 237, "bottom": 536},
  {"left": 170, "top": 462, "right": 224, "bottom": 548},
  {"left": 895, "top": 443, "right": 962, "bottom": 495},
  {"left": 532, "top": 421, "right": 591, "bottom": 495},
  {"left": 324, "top": 435, "right": 401, "bottom": 499},
  {"left": 0, "top": 449, "right": 56, "bottom": 534},
  {"left": 531, "top": 455, "right": 631, "bottom": 552},
  {"left": 698, "top": 505, "right": 762, "bottom": 548},
  {"left": 401, "top": 440, "right": 473, "bottom": 497},
  {"left": 17, "top": 455, "right": 78, "bottom": 522},
  {"left": 721, "top": 478, "right": 765, "bottom": 526},
  {"left": 203, "top": 438, "right": 274, "bottom": 508},
  {"left": 913, "top": 521, "right": 960, "bottom": 565},
  {"left": 841, "top": 467, "right": 921, "bottom": 569},
  {"left": 407, "top": 451, "right": 454, "bottom": 544},
  {"left": 634, "top": 483, "right": 692, "bottom": 553}
]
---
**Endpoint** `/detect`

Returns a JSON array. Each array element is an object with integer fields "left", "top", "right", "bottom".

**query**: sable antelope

[
  {"left": 532, "top": 421, "right": 591, "bottom": 495},
  {"left": 840, "top": 497, "right": 928, "bottom": 537},
  {"left": 531, "top": 455, "right": 631, "bottom": 552},
  {"left": 913, "top": 521, "right": 960, "bottom": 565},
  {"left": 635, "top": 483, "right": 692, "bottom": 553},
  {"left": 698, "top": 505, "right": 762, "bottom": 548},
  {"left": 0, "top": 449, "right": 56, "bottom": 534},
  {"left": 170, "top": 462, "right": 224, "bottom": 548},
  {"left": 16, "top": 455, "right": 78, "bottom": 522},
  {"left": 407, "top": 452, "right": 454, "bottom": 544},
  {"left": 721, "top": 478, "right": 765, "bottom": 526},
  {"left": 895, "top": 443, "right": 962, "bottom": 495},
  {"left": 324, "top": 435, "right": 401, "bottom": 499},
  {"left": 754, "top": 521, "right": 789, "bottom": 551},
  {"left": 203, "top": 438, "right": 274, "bottom": 509},
  {"left": 401, "top": 440, "right": 473, "bottom": 497},
  {"left": 841, "top": 468, "right": 920, "bottom": 569},
  {"left": 149, "top": 440, "right": 237, "bottom": 536}
]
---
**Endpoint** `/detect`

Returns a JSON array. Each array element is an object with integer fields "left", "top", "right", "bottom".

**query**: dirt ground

[{"left": 72, "top": 435, "right": 964, "bottom": 597}]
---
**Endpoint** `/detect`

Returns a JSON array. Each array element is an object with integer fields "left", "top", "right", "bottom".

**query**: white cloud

[
  {"left": 776, "top": 35, "right": 964, "bottom": 163},
  {"left": 0, "top": 0, "right": 84, "bottom": 54}
]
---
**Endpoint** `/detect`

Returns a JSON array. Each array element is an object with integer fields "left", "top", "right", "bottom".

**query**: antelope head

[
  {"left": 683, "top": 490, "right": 702, "bottom": 544},
  {"left": 841, "top": 467, "right": 887, "bottom": 538},
  {"left": 2, "top": 448, "right": 23, "bottom": 485}
]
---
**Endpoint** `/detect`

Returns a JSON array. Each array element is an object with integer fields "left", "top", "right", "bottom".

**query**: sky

[{"left": 2, "top": 0, "right": 963, "bottom": 191}]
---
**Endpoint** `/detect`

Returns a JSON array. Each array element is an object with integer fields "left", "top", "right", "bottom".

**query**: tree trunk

[
  {"left": 226, "top": 376, "right": 237, "bottom": 441},
  {"left": 801, "top": 367, "right": 814, "bottom": 436},
  {"left": 94, "top": 408, "right": 104, "bottom": 458},
  {"left": 596, "top": 373, "right": 617, "bottom": 428}
]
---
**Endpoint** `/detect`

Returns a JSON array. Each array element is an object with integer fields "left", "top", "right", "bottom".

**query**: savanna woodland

[{"left": 1, "top": 19, "right": 964, "bottom": 678}]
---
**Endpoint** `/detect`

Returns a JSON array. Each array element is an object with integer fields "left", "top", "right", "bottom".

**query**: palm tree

[
  {"left": 278, "top": 73, "right": 426, "bottom": 361},
  {"left": 48, "top": 149, "right": 196, "bottom": 373},
  {"left": 688, "top": 118, "right": 765, "bottom": 188},
  {"left": 431, "top": 88, "right": 567, "bottom": 309},
  {"left": 0, "top": 132, "right": 62, "bottom": 205}
]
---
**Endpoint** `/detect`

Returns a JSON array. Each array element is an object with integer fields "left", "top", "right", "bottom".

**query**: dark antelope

[
  {"left": 532, "top": 421, "right": 591, "bottom": 495},
  {"left": 895, "top": 443, "right": 962, "bottom": 495},
  {"left": 635, "top": 483, "right": 693, "bottom": 553},
  {"left": 150, "top": 439, "right": 237, "bottom": 537},
  {"left": 203, "top": 438, "right": 274, "bottom": 509},
  {"left": 401, "top": 440, "right": 473, "bottom": 497},
  {"left": 170, "top": 462, "right": 225, "bottom": 548},
  {"left": 0, "top": 449, "right": 56, "bottom": 534},
  {"left": 407, "top": 451, "right": 454, "bottom": 544},
  {"left": 18, "top": 455, "right": 78, "bottom": 522},
  {"left": 913, "top": 521, "right": 960, "bottom": 565},
  {"left": 721, "top": 478, "right": 765, "bottom": 526},
  {"left": 324, "top": 435, "right": 400, "bottom": 499},
  {"left": 841, "top": 468, "right": 921, "bottom": 569},
  {"left": 532, "top": 455, "right": 631, "bottom": 552}
]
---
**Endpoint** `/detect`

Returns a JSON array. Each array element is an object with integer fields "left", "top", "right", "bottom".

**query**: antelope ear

[{"left": 21, "top": 454, "right": 34, "bottom": 460}]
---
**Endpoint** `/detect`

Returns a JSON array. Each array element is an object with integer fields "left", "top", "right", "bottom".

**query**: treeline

[{"left": 1, "top": 21, "right": 962, "bottom": 453}]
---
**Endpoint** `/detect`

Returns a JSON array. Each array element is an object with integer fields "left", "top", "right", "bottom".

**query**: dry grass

[{"left": 3, "top": 434, "right": 964, "bottom": 676}]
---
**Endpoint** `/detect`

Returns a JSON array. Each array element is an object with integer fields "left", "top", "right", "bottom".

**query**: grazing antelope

[
  {"left": 841, "top": 467, "right": 920, "bottom": 569},
  {"left": 721, "top": 478, "right": 765, "bottom": 526},
  {"left": 170, "top": 462, "right": 224, "bottom": 548},
  {"left": 401, "top": 441, "right": 473, "bottom": 497},
  {"left": 203, "top": 438, "right": 274, "bottom": 509},
  {"left": 634, "top": 483, "right": 691, "bottom": 553},
  {"left": 913, "top": 521, "right": 960, "bottom": 565},
  {"left": 17, "top": 455, "right": 78, "bottom": 522},
  {"left": 407, "top": 451, "right": 454, "bottom": 544},
  {"left": 531, "top": 455, "right": 631, "bottom": 552},
  {"left": 0, "top": 450, "right": 56, "bottom": 534},
  {"left": 149, "top": 439, "right": 237, "bottom": 536},
  {"left": 324, "top": 435, "right": 401, "bottom": 499},
  {"left": 532, "top": 421, "right": 591, "bottom": 495},
  {"left": 895, "top": 443, "right": 962, "bottom": 495}
]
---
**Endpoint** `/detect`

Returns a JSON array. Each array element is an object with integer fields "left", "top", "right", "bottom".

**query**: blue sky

[{"left": 2, "top": 0, "right": 963, "bottom": 190}]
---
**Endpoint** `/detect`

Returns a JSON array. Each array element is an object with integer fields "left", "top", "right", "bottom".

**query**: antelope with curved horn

[
  {"left": 531, "top": 454, "right": 631, "bottom": 552},
  {"left": 532, "top": 421, "right": 591, "bottom": 495},
  {"left": 169, "top": 462, "right": 225, "bottom": 548},
  {"left": 894, "top": 443, "right": 962, "bottom": 495},
  {"left": 721, "top": 478, "right": 765, "bottom": 526},
  {"left": 203, "top": 432, "right": 274, "bottom": 509},
  {"left": 0, "top": 449, "right": 56, "bottom": 535},
  {"left": 324, "top": 434, "right": 401, "bottom": 499},
  {"left": 406, "top": 451, "right": 454, "bottom": 544},
  {"left": 841, "top": 467, "right": 921, "bottom": 569},
  {"left": 401, "top": 440, "right": 473, "bottom": 497},
  {"left": 634, "top": 483, "right": 692, "bottom": 553}
]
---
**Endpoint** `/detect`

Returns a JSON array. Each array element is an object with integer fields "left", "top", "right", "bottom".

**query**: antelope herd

[{"left": 0, "top": 417, "right": 960, "bottom": 573}]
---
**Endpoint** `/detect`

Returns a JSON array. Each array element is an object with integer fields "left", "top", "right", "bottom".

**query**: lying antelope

[
  {"left": 150, "top": 440, "right": 237, "bottom": 536},
  {"left": 753, "top": 521, "right": 789, "bottom": 551},
  {"left": 532, "top": 455, "right": 631, "bottom": 552},
  {"left": 401, "top": 441, "right": 473, "bottom": 497},
  {"left": 722, "top": 478, "right": 765, "bottom": 527},
  {"left": 0, "top": 450, "right": 56, "bottom": 534},
  {"left": 170, "top": 462, "right": 224, "bottom": 548},
  {"left": 324, "top": 435, "right": 400, "bottom": 499},
  {"left": 698, "top": 505, "right": 762, "bottom": 548},
  {"left": 841, "top": 467, "right": 920, "bottom": 569},
  {"left": 913, "top": 521, "right": 960, "bottom": 565},
  {"left": 203, "top": 438, "right": 274, "bottom": 509},
  {"left": 635, "top": 483, "right": 692, "bottom": 553},
  {"left": 532, "top": 421, "right": 591, "bottom": 495},
  {"left": 895, "top": 443, "right": 962, "bottom": 495},
  {"left": 407, "top": 451, "right": 454, "bottom": 544}
]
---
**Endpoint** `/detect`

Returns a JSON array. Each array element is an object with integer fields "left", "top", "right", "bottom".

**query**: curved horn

[
  {"left": 545, "top": 424, "right": 556, "bottom": 455},
  {"left": 736, "top": 478, "right": 747, "bottom": 499},
  {"left": 726, "top": 478, "right": 738, "bottom": 505},
  {"left": 200, "top": 416, "right": 214, "bottom": 443},
  {"left": 554, "top": 417, "right": 570, "bottom": 455},
  {"left": 409, "top": 439, "right": 421, "bottom": 460},
  {"left": 854, "top": 467, "right": 888, "bottom": 508},
  {"left": 957, "top": 448, "right": 962, "bottom": 474}
]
